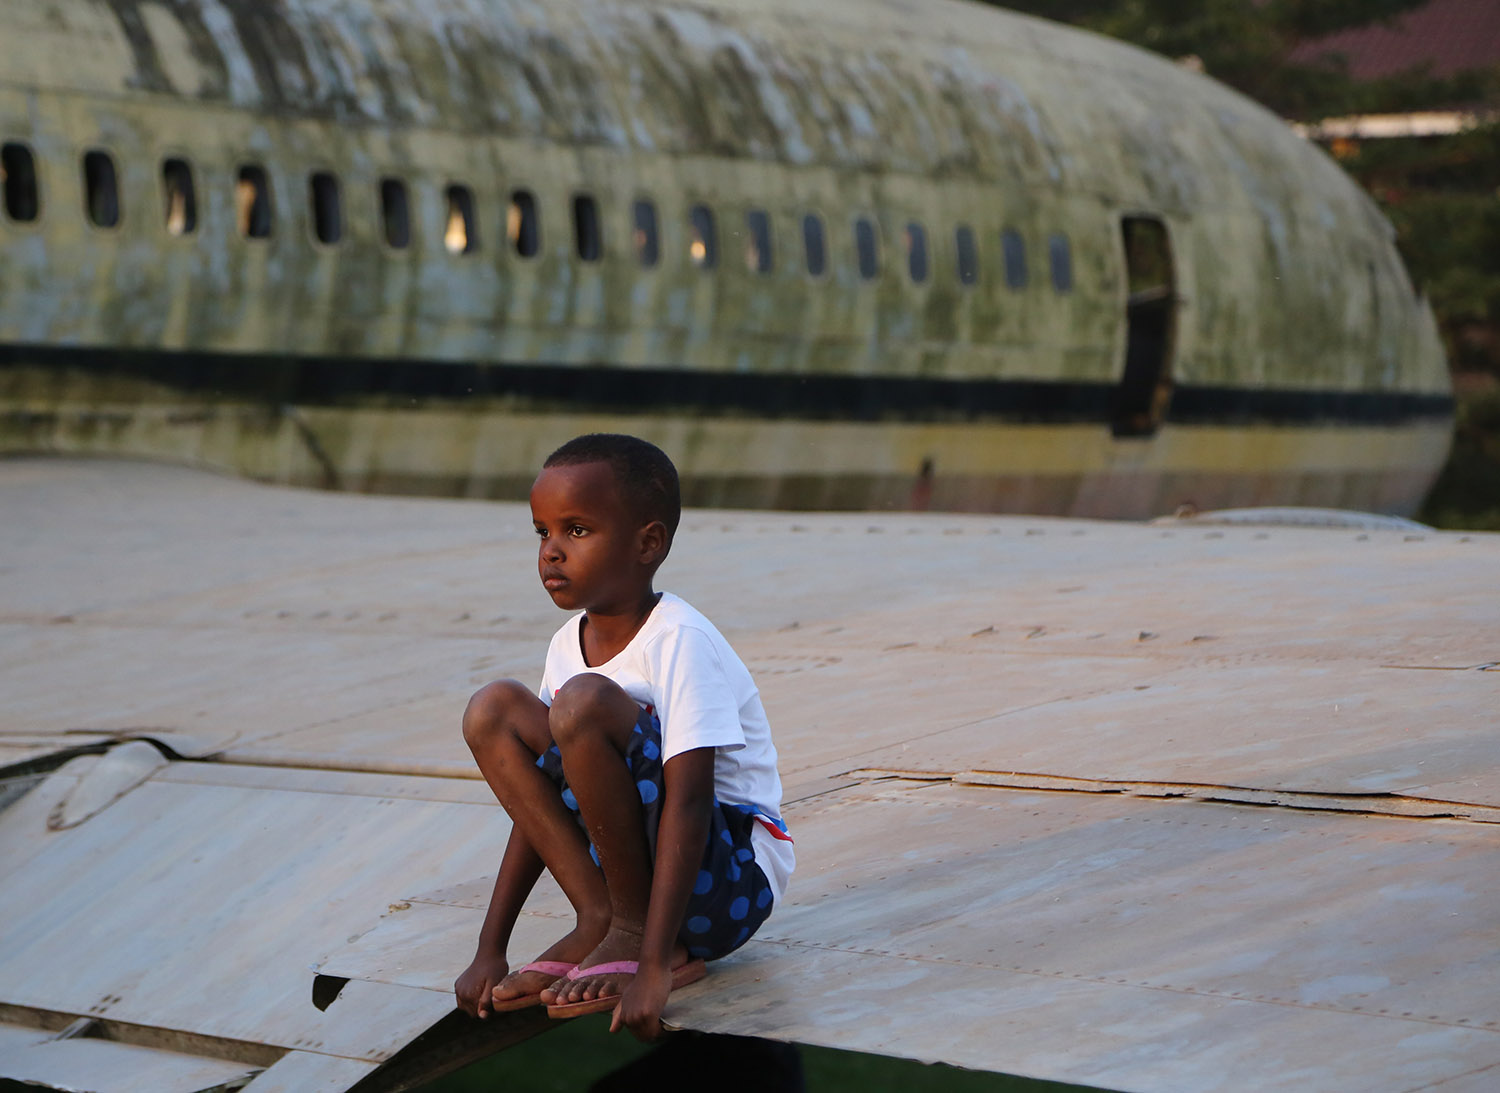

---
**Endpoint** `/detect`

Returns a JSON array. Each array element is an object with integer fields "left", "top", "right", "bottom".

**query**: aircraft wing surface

[{"left": 1, "top": 459, "right": 1497, "bottom": 1092}]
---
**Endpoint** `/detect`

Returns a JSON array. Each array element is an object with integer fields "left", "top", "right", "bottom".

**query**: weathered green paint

[{"left": 0, "top": 0, "right": 1452, "bottom": 515}]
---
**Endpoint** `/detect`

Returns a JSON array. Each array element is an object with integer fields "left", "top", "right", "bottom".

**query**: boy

[{"left": 454, "top": 434, "right": 793, "bottom": 1040}]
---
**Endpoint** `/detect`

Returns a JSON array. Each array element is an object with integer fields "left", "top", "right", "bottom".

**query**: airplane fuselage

[{"left": 0, "top": 0, "right": 1453, "bottom": 515}]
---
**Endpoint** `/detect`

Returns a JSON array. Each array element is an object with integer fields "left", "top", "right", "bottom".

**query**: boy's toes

[
  {"left": 544, "top": 976, "right": 588, "bottom": 1005},
  {"left": 541, "top": 976, "right": 587, "bottom": 1005},
  {"left": 493, "top": 962, "right": 575, "bottom": 1007},
  {"left": 551, "top": 972, "right": 624, "bottom": 1005}
]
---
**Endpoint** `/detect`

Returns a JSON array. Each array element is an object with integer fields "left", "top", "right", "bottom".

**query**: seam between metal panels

[
  {"left": 0, "top": 615, "right": 515, "bottom": 640},
  {"left": 18, "top": 732, "right": 489, "bottom": 783},
  {"left": 1399, "top": 1059, "right": 1500, "bottom": 1093},
  {"left": 739, "top": 938, "right": 1500, "bottom": 1033},
  {"left": 0, "top": 1003, "right": 283, "bottom": 1066},
  {"left": 841, "top": 769, "right": 1500, "bottom": 825},
  {"left": 150, "top": 756, "right": 489, "bottom": 794}
]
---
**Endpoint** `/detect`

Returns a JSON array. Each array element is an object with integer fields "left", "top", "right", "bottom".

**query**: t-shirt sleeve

[
  {"left": 649, "top": 625, "right": 747, "bottom": 763},
  {"left": 537, "top": 622, "right": 572, "bottom": 706}
]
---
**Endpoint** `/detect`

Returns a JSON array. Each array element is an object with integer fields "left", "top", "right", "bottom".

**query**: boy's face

[{"left": 530, "top": 461, "right": 661, "bottom": 613}]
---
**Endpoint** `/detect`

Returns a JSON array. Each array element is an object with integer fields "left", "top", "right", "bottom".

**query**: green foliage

[
  {"left": 1419, "top": 386, "right": 1500, "bottom": 530},
  {"left": 1327, "top": 128, "right": 1500, "bottom": 526},
  {"left": 1348, "top": 122, "right": 1500, "bottom": 193},
  {"left": 1341, "top": 126, "right": 1500, "bottom": 370},
  {"left": 1388, "top": 197, "right": 1500, "bottom": 324},
  {"left": 416, "top": 1018, "right": 1101, "bottom": 1092},
  {"left": 1340, "top": 65, "right": 1500, "bottom": 116},
  {"left": 996, "top": 0, "right": 1414, "bottom": 30},
  {"left": 1264, "top": 0, "right": 1426, "bottom": 39},
  {"left": 1314, "top": 123, "right": 1500, "bottom": 525},
  {"left": 990, "top": 0, "right": 1432, "bottom": 116}
]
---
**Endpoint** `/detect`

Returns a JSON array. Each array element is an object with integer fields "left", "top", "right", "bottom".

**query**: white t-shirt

[{"left": 538, "top": 592, "right": 794, "bottom": 903}]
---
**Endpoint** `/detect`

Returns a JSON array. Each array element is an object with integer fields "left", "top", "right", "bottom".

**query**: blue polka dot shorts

[{"left": 536, "top": 705, "right": 774, "bottom": 961}]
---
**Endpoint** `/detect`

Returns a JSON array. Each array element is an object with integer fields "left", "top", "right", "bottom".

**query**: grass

[{"left": 415, "top": 1015, "right": 1101, "bottom": 1092}]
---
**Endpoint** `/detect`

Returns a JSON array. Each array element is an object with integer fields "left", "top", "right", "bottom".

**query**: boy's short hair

[{"left": 544, "top": 434, "right": 682, "bottom": 540}]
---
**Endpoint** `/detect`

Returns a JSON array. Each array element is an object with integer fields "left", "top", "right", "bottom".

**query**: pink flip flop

[
  {"left": 489, "top": 960, "right": 577, "bottom": 1013},
  {"left": 545, "top": 958, "right": 707, "bottom": 1019}
]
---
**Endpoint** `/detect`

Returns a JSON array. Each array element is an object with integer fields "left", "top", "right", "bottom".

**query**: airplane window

[
  {"left": 161, "top": 159, "right": 196, "bottom": 235},
  {"left": 237, "top": 165, "right": 273, "bottom": 238},
  {"left": 309, "top": 171, "right": 341, "bottom": 245},
  {"left": 906, "top": 222, "right": 928, "bottom": 283},
  {"left": 689, "top": 204, "right": 716, "bottom": 269},
  {"left": 508, "top": 189, "right": 539, "bottom": 258},
  {"left": 1002, "top": 228, "right": 1027, "bottom": 289},
  {"left": 802, "top": 214, "right": 826, "bottom": 277},
  {"left": 633, "top": 199, "right": 659, "bottom": 267},
  {"left": 380, "top": 178, "right": 410, "bottom": 249},
  {"left": 445, "top": 183, "right": 478, "bottom": 254},
  {"left": 746, "top": 209, "right": 773, "bottom": 273},
  {"left": 83, "top": 150, "right": 120, "bottom": 229},
  {"left": 955, "top": 225, "right": 978, "bottom": 286},
  {"left": 2, "top": 142, "right": 40, "bottom": 223},
  {"left": 854, "top": 217, "right": 878, "bottom": 280},
  {"left": 573, "top": 194, "right": 601, "bottom": 261},
  {"left": 1049, "top": 232, "right": 1073, "bottom": 293}
]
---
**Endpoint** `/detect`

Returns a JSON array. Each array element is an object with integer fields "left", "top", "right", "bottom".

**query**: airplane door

[{"left": 1111, "top": 215, "right": 1177, "bottom": 438}]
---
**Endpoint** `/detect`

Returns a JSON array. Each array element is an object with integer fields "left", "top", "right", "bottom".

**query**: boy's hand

[
  {"left": 609, "top": 963, "right": 673, "bottom": 1041},
  {"left": 454, "top": 952, "right": 509, "bottom": 1018}
]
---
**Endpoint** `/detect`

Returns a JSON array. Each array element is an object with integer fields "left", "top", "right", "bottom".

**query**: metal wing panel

[
  {"left": 0, "top": 1022, "right": 55, "bottom": 1053},
  {"left": 764, "top": 783, "right": 1498, "bottom": 1024},
  {"left": 837, "top": 662, "right": 1500, "bottom": 805},
  {"left": 677, "top": 943, "right": 1497, "bottom": 1093},
  {"left": 0, "top": 626, "right": 494, "bottom": 760},
  {"left": 303, "top": 774, "right": 1500, "bottom": 1091},
  {"left": 314, "top": 898, "right": 570, "bottom": 996},
  {"left": 667, "top": 780, "right": 1500, "bottom": 1091},
  {"left": 0, "top": 1037, "right": 258, "bottom": 1093},
  {"left": 732, "top": 647, "right": 1169, "bottom": 788},
  {"left": 237, "top": 1051, "right": 379, "bottom": 1092},
  {"left": 0, "top": 762, "right": 501, "bottom": 1060},
  {"left": 4, "top": 460, "right": 1499, "bottom": 1091}
]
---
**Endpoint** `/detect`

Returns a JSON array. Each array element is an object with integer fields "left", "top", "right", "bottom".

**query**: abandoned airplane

[
  {"left": 0, "top": 0, "right": 1453, "bottom": 516},
  {"left": 2, "top": 2, "right": 1493, "bottom": 1091}
]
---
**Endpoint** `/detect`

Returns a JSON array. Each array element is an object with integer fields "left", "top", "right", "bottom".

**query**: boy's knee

[
  {"left": 549, "top": 673, "right": 636, "bottom": 747},
  {"left": 462, "top": 679, "right": 533, "bottom": 751}
]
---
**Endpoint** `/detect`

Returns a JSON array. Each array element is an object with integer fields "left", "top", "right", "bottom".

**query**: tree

[{"left": 990, "top": 0, "right": 1430, "bottom": 117}]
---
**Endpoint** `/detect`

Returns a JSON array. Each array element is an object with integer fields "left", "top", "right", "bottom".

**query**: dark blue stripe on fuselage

[{"left": 0, "top": 343, "right": 1454, "bottom": 427}]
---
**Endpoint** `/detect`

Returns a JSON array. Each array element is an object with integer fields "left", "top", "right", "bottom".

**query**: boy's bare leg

[
  {"left": 539, "top": 673, "right": 690, "bottom": 1006},
  {"left": 462, "top": 680, "right": 614, "bottom": 1004},
  {"left": 453, "top": 825, "right": 545, "bottom": 1016}
]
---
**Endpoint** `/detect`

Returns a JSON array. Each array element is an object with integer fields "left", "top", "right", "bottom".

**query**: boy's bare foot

[
  {"left": 540, "top": 924, "right": 691, "bottom": 1006},
  {"left": 491, "top": 923, "right": 606, "bottom": 1007}
]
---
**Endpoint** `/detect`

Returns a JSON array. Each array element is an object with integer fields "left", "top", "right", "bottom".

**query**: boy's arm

[
  {"left": 611, "top": 746, "right": 715, "bottom": 1040},
  {"left": 454, "top": 828, "right": 544, "bottom": 1017}
]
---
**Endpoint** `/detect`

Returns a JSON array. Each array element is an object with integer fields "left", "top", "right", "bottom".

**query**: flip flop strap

[
  {"left": 567, "top": 959, "right": 640, "bottom": 980},
  {"left": 518, "top": 960, "right": 577, "bottom": 977}
]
